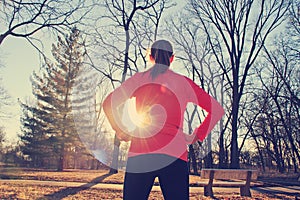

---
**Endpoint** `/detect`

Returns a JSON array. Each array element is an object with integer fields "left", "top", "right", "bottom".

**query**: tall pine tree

[{"left": 20, "top": 28, "right": 87, "bottom": 171}]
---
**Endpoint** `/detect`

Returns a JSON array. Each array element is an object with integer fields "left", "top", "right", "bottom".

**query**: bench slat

[
  {"left": 197, "top": 181, "right": 247, "bottom": 187},
  {"left": 201, "top": 169, "right": 258, "bottom": 180}
]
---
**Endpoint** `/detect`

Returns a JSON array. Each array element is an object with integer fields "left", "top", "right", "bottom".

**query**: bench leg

[
  {"left": 204, "top": 185, "right": 213, "bottom": 197},
  {"left": 240, "top": 170, "right": 252, "bottom": 197},
  {"left": 240, "top": 185, "right": 251, "bottom": 197}
]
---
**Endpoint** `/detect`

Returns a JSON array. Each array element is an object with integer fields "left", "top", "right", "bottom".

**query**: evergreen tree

[
  {"left": 19, "top": 101, "right": 52, "bottom": 167},
  {"left": 20, "top": 28, "right": 87, "bottom": 171}
]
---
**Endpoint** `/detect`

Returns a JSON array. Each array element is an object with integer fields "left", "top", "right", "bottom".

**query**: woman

[{"left": 103, "top": 39, "right": 224, "bottom": 200}]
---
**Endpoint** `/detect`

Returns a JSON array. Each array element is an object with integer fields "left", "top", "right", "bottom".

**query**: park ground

[{"left": 0, "top": 166, "right": 299, "bottom": 200}]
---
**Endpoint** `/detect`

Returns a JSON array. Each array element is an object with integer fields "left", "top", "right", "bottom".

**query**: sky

[
  {"left": 0, "top": 1, "right": 187, "bottom": 143},
  {"left": 0, "top": 37, "right": 42, "bottom": 142}
]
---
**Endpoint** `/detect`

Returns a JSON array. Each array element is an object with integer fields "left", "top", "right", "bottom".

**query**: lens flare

[{"left": 122, "top": 97, "right": 151, "bottom": 132}]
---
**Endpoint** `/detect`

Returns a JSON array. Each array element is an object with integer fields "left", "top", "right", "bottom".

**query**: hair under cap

[{"left": 149, "top": 40, "right": 173, "bottom": 80}]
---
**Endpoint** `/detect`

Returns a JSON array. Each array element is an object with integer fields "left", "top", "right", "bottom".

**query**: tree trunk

[
  {"left": 57, "top": 154, "right": 64, "bottom": 171},
  {"left": 204, "top": 152, "right": 213, "bottom": 168},
  {"left": 109, "top": 25, "right": 130, "bottom": 174},
  {"left": 57, "top": 143, "right": 65, "bottom": 171},
  {"left": 218, "top": 130, "right": 226, "bottom": 168},
  {"left": 204, "top": 134, "right": 213, "bottom": 168},
  {"left": 230, "top": 92, "right": 240, "bottom": 169},
  {"left": 109, "top": 136, "right": 120, "bottom": 174},
  {"left": 218, "top": 76, "right": 226, "bottom": 169},
  {"left": 189, "top": 145, "right": 198, "bottom": 175},
  {"left": 253, "top": 136, "right": 266, "bottom": 172}
]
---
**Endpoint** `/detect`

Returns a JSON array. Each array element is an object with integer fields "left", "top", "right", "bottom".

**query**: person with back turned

[{"left": 103, "top": 39, "right": 225, "bottom": 200}]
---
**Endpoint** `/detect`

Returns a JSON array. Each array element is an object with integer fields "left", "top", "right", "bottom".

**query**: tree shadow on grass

[
  {"left": 39, "top": 172, "right": 114, "bottom": 200},
  {"left": 252, "top": 186, "right": 300, "bottom": 199}
]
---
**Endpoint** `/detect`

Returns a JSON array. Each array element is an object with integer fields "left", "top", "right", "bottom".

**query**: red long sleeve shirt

[{"left": 103, "top": 69, "right": 224, "bottom": 161}]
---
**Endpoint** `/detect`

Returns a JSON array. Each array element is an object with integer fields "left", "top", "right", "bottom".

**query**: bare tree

[
  {"left": 245, "top": 3, "right": 300, "bottom": 172},
  {"left": 253, "top": 36, "right": 300, "bottom": 173},
  {"left": 0, "top": 0, "right": 93, "bottom": 53},
  {"left": 88, "top": 0, "right": 174, "bottom": 174},
  {"left": 166, "top": 10, "right": 231, "bottom": 169},
  {"left": 263, "top": 50, "right": 299, "bottom": 172},
  {"left": 187, "top": 0, "right": 290, "bottom": 168}
]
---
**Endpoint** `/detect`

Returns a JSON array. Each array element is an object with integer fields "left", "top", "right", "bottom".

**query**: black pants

[{"left": 123, "top": 154, "right": 189, "bottom": 200}]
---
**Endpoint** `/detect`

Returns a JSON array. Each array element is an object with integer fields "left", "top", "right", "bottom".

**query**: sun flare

[{"left": 122, "top": 97, "right": 151, "bottom": 132}]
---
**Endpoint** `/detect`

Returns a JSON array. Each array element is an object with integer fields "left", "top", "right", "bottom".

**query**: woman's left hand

[{"left": 184, "top": 132, "right": 198, "bottom": 144}]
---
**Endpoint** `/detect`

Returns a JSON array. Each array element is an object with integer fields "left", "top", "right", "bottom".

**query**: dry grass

[
  {"left": 0, "top": 167, "right": 203, "bottom": 185},
  {"left": 0, "top": 167, "right": 299, "bottom": 200},
  {"left": 0, "top": 181, "right": 295, "bottom": 200}
]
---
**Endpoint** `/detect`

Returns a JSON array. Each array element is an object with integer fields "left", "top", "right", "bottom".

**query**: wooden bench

[{"left": 199, "top": 169, "right": 258, "bottom": 197}]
